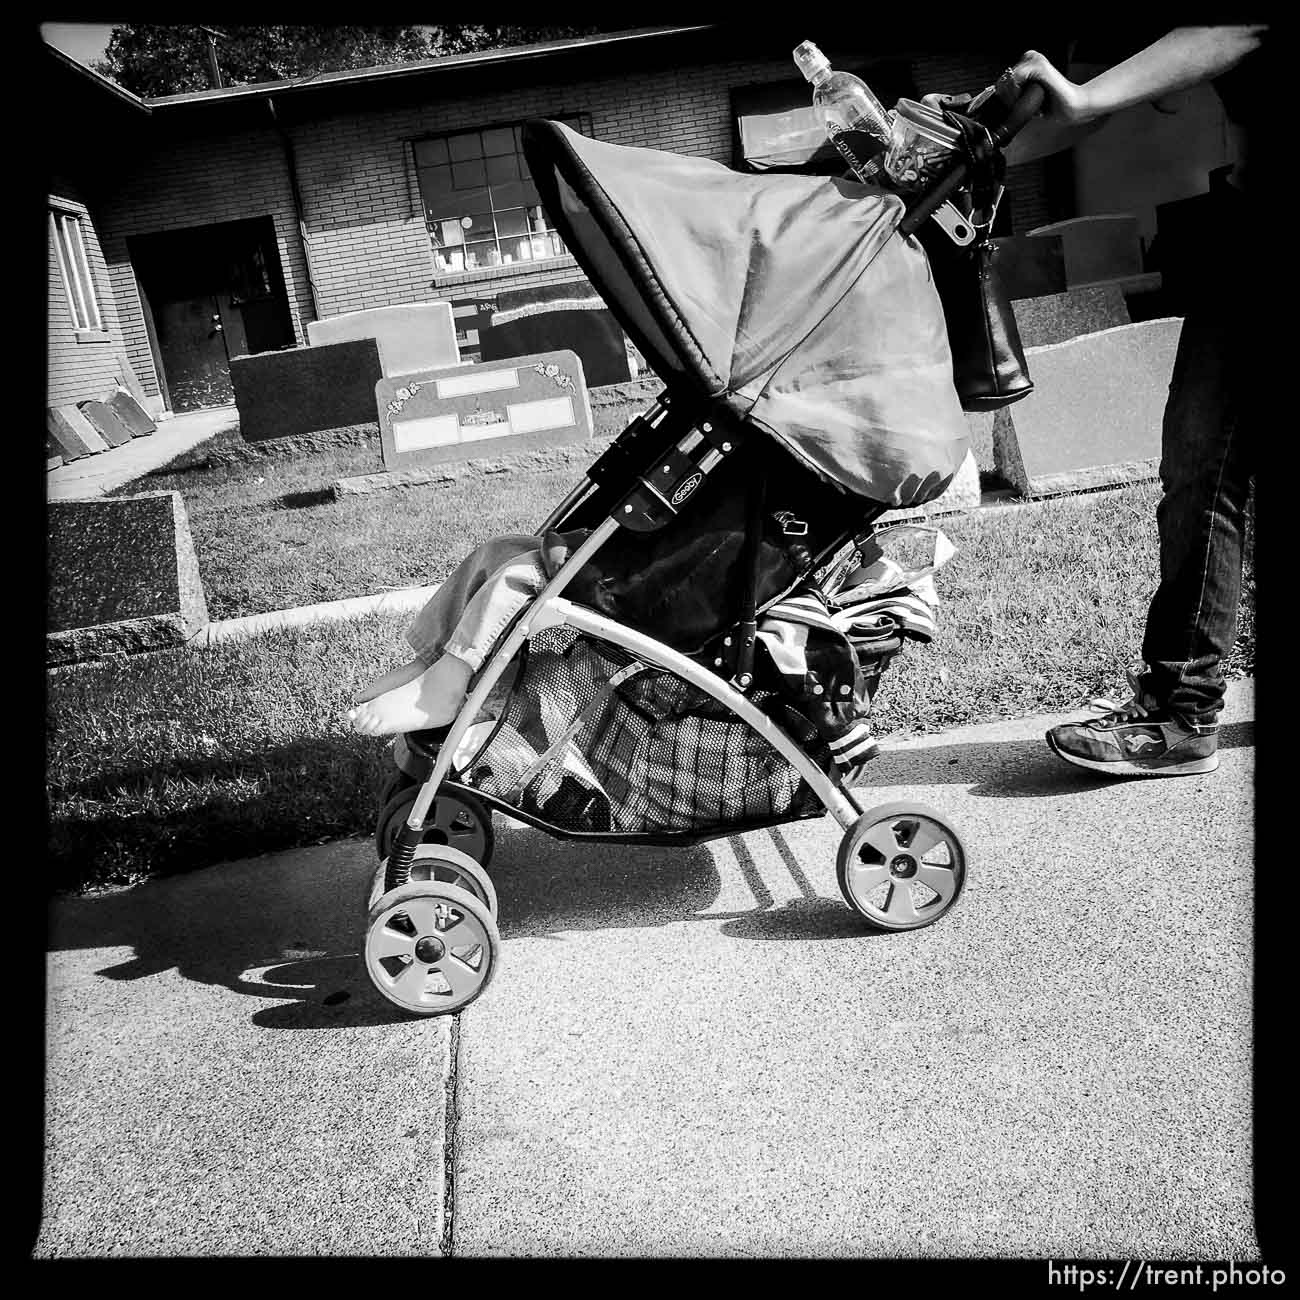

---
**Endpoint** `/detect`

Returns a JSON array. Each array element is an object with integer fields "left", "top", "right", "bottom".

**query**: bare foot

[
  {"left": 355, "top": 658, "right": 426, "bottom": 704},
  {"left": 348, "top": 655, "right": 473, "bottom": 736}
]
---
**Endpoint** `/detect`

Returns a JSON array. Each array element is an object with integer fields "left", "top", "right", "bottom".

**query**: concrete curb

[{"left": 195, "top": 583, "right": 442, "bottom": 645}]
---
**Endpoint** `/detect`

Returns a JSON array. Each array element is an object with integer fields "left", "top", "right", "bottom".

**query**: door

[{"left": 130, "top": 217, "right": 295, "bottom": 413}]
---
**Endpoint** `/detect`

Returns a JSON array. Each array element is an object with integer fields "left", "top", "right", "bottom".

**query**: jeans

[
  {"left": 1139, "top": 192, "right": 1255, "bottom": 724},
  {"left": 405, "top": 530, "right": 585, "bottom": 673}
]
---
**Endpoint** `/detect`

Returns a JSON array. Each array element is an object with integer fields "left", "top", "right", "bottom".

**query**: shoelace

[{"left": 1088, "top": 669, "right": 1151, "bottom": 719}]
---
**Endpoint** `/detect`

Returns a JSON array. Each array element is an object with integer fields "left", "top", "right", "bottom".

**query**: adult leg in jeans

[
  {"left": 1046, "top": 272, "right": 1254, "bottom": 776},
  {"left": 1140, "top": 302, "right": 1254, "bottom": 724}
]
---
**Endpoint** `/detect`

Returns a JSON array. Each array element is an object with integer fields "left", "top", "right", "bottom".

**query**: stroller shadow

[{"left": 50, "top": 722, "right": 1254, "bottom": 1030}]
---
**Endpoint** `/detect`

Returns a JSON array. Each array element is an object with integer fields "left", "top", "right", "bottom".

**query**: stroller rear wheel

[
  {"left": 374, "top": 784, "right": 495, "bottom": 868},
  {"left": 378, "top": 768, "right": 418, "bottom": 809},
  {"left": 364, "top": 882, "right": 500, "bottom": 1016},
  {"left": 365, "top": 843, "right": 498, "bottom": 916},
  {"left": 837, "top": 801, "right": 967, "bottom": 931}
]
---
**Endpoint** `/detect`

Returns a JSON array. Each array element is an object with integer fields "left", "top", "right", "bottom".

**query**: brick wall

[{"left": 47, "top": 176, "right": 134, "bottom": 409}]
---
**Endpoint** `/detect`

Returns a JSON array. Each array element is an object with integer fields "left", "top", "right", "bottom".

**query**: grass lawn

[
  {"left": 48, "top": 473, "right": 1254, "bottom": 896},
  {"left": 109, "top": 401, "right": 644, "bottom": 619}
]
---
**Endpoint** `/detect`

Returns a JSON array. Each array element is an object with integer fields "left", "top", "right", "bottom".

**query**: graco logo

[{"left": 672, "top": 473, "right": 703, "bottom": 506}]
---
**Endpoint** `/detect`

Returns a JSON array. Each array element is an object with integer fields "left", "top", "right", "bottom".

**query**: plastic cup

[{"left": 884, "top": 98, "right": 961, "bottom": 192}]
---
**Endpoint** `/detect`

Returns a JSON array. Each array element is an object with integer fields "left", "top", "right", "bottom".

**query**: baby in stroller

[{"left": 348, "top": 531, "right": 581, "bottom": 738}]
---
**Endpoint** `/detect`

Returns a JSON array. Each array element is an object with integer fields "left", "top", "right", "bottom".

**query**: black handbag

[{"left": 914, "top": 106, "right": 1034, "bottom": 412}]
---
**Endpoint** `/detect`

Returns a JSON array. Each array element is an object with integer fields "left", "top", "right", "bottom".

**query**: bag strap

[{"left": 940, "top": 108, "right": 1007, "bottom": 233}]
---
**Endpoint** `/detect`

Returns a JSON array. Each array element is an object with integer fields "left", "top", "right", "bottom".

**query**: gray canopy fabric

[{"left": 522, "top": 120, "right": 969, "bottom": 509}]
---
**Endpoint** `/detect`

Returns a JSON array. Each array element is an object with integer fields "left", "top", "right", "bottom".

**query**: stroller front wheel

[
  {"left": 365, "top": 843, "right": 499, "bottom": 917},
  {"left": 364, "top": 882, "right": 500, "bottom": 1017},
  {"left": 837, "top": 801, "right": 967, "bottom": 931}
]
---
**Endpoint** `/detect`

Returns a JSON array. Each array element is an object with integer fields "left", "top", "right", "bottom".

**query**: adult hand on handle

[
  {"left": 996, "top": 53, "right": 1106, "bottom": 166},
  {"left": 1001, "top": 51, "right": 1098, "bottom": 125}
]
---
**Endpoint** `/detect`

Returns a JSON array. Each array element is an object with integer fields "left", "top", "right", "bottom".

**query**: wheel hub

[
  {"left": 414, "top": 936, "right": 446, "bottom": 964},
  {"left": 889, "top": 854, "right": 918, "bottom": 879}
]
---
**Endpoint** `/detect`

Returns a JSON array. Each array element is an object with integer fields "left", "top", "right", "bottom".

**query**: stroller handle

[{"left": 897, "top": 82, "right": 1045, "bottom": 237}]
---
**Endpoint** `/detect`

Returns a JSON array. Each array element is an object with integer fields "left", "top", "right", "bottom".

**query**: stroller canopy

[{"left": 523, "top": 120, "right": 968, "bottom": 509}]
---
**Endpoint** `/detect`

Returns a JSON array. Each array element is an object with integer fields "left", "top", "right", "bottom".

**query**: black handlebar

[{"left": 897, "top": 82, "right": 1045, "bottom": 236}]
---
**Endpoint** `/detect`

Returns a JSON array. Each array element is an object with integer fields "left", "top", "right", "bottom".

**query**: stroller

[{"left": 362, "top": 87, "right": 1042, "bottom": 1016}]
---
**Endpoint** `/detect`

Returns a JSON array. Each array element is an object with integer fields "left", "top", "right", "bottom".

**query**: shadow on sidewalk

[
  {"left": 861, "top": 719, "right": 1253, "bottom": 798},
  {"left": 46, "top": 719, "right": 1254, "bottom": 1027}
]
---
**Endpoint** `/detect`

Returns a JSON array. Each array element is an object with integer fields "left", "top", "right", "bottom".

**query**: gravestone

[
  {"left": 307, "top": 303, "right": 460, "bottom": 377},
  {"left": 105, "top": 387, "right": 156, "bottom": 438},
  {"left": 47, "top": 405, "right": 109, "bottom": 461},
  {"left": 377, "top": 350, "right": 593, "bottom": 472},
  {"left": 47, "top": 491, "right": 209, "bottom": 666},
  {"left": 481, "top": 280, "right": 635, "bottom": 388},
  {"left": 1027, "top": 214, "right": 1144, "bottom": 288},
  {"left": 113, "top": 349, "right": 151, "bottom": 409},
  {"left": 230, "top": 339, "right": 383, "bottom": 442},
  {"left": 1012, "top": 284, "right": 1131, "bottom": 350},
  {"left": 992, "top": 318, "right": 1183, "bottom": 498},
  {"left": 995, "top": 233, "right": 1067, "bottom": 301},
  {"left": 78, "top": 399, "right": 134, "bottom": 448}
]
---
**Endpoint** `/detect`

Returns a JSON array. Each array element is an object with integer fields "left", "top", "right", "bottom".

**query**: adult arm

[{"left": 1010, "top": 26, "right": 1268, "bottom": 124}]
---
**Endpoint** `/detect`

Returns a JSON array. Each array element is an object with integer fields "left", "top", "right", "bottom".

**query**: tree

[
  {"left": 426, "top": 25, "right": 609, "bottom": 58},
  {"left": 92, "top": 24, "right": 617, "bottom": 98}
]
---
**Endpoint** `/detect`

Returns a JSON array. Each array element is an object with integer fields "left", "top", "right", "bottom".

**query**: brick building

[{"left": 41, "top": 25, "right": 1118, "bottom": 419}]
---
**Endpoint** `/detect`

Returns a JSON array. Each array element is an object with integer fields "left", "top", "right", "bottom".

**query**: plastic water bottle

[{"left": 794, "top": 40, "right": 893, "bottom": 182}]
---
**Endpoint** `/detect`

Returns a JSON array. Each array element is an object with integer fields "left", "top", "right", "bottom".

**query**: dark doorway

[{"left": 130, "top": 216, "right": 295, "bottom": 413}]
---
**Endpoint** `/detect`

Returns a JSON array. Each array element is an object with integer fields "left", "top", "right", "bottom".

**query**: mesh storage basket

[{"left": 454, "top": 627, "right": 829, "bottom": 835}]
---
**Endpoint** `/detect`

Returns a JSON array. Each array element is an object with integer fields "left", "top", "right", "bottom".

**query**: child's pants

[{"left": 405, "top": 531, "right": 587, "bottom": 673}]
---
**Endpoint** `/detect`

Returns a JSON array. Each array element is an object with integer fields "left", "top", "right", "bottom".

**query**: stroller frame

[
  {"left": 403, "top": 395, "right": 867, "bottom": 846},
  {"left": 362, "top": 85, "right": 1045, "bottom": 1015}
]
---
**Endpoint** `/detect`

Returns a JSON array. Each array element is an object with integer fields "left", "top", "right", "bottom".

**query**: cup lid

[{"left": 893, "top": 98, "right": 962, "bottom": 145}]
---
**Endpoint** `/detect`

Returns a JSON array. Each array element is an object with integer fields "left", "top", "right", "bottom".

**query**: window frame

[
  {"left": 49, "top": 203, "right": 106, "bottom": 338},
  {"left": 411, "top": 114, "right": 591, "bottom": 280}
]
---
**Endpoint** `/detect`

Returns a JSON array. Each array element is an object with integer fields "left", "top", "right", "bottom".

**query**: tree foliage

[{"left": 92, "top": 24, "right": 613, "bottom": 98}]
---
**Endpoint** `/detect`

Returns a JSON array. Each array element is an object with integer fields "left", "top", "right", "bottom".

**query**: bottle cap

[{"left": 793, "top": 41, "right": 830, "bottom": 83}]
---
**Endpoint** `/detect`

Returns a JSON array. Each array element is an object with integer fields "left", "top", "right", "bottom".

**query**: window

[
  {"left": 413, "top": 117, "right": 587, "bottom": 275},
  {"left": 50, "top": 207, "right": 105, "bottom": 333}
]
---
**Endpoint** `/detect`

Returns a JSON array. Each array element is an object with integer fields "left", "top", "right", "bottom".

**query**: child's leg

[
  {"left": 348, "top": 652, "right": 473, "bottom": 736},
  {"left": 355, "top": 658, "right": 427, "bottom": 703},
  {"left": 350, "top": 533, "right": 576, "bottom": 737}
]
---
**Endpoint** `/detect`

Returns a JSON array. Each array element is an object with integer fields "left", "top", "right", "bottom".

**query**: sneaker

[{"left": 1045, "top": 671, "right": 1219, "bottom": 778}]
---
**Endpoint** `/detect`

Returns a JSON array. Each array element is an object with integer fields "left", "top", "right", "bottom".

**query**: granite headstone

[
  {"left": 1012, "top": 285, "right": 1132, "bottom": 350},
  {"left": 47, "top": 490, "right": 209, "bottom": 666},
  {"left": 78, "top": 399, "right": 134, "bottom": 449},
  {"left": 1027, "top": 214, "right": 1144, "bottom": 288},
  {"left": 307, "top": 303, "right": 460, "bottom": 377},
  {"left": 47, "top": 405, "right": 109, "bottom": 461},
  {"left": 105, "top": 387, "right": 156, "bottom": 438},
  {"left": 480, "top": 281, "right": 634, "bottom": 388},
  {"left": 378, "top": 350, "right": 593, "bottom": 471},
  {"left": 992, "top": 318, "right": 1183, "bottom": 498},
  {"left": 230, "top": 339, "right": 383, "bottom": 442}
]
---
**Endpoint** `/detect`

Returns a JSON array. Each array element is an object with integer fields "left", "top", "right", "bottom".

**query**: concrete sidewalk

[
  {"left": 46, "top": 406, "right": 238, "bottom": 501},
  {"left": 37, "top": 681, "right": 1257, "bottom": 1259}
]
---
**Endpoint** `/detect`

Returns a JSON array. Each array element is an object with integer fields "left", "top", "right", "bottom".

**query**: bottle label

[{"left": 827, "top": 124, "right": 885, "bottom": 181}]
